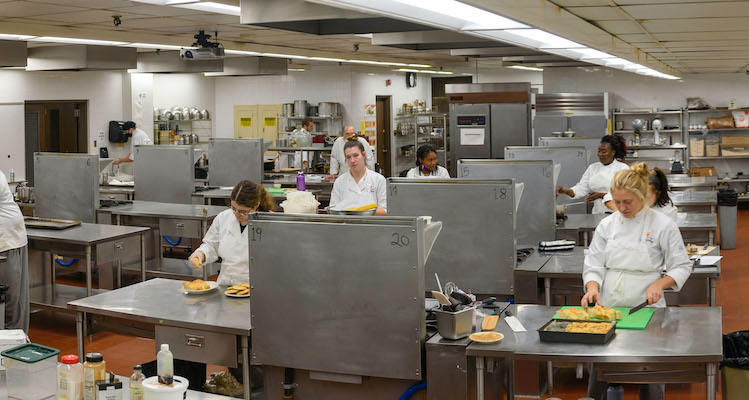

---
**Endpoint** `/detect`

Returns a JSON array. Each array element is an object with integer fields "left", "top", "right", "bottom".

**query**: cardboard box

[
  {"left": 722, "top": 136, "right": 749, "bottom": 145},
  {"left": 690, "top": 167, "right": 716, "bottom": 177}
]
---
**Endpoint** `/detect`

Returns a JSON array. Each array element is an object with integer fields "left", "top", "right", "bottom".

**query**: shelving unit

[
  {"left": 153, "top": 119, "right": 212, "bottom": 144},
  {"left": 612, "top": 109, "right": 687, "bottom": 170},
  {"left": 392, "top": 113, "right": 447, "bottom": 177},
  {"left": 276, "top": 115, "right": 344, "bottom": 139}
]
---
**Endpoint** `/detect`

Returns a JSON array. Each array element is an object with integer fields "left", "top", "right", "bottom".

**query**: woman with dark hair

[
  {"left": 329, "top": 140, "right": 387, "bottom": 215},
  {"left": 649, "top": 168, "right": 677, "bottom": 220},
  {"left": 406, "top": 145, "right": 450, "bottom": 178},
  {"left": 189, "top": 180, "right": 274, "bottom": 285},
  {"left": 556, "top": 134, "right": 629, "bottom": 214}
]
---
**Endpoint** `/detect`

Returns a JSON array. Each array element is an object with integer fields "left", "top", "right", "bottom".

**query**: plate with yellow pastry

[
  {"left": 469, "top": 331, "right": 504, "bottom": 344},
  {"left": 224, "top": 283, "right": 250, "bottom": 298},
  {"left": 182, "top": 279, "right": 219, "bottom": 294}
]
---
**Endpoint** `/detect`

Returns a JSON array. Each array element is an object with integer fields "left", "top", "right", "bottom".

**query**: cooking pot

[
  {"left": 309, "top": 106, "right": 319, "bottom": 117},
  {"left": 318, "top": 102, "right": 336, "bottom": 117},
  {"left": 293, "top": 100, "right": 308, "bottom": 117},
  {"left": 282, "top": 103, "right": 294, "bottom": 117},
  {"left": 16, "top": 185, "right": 31, "bottom": 203},
  {"left": 200, "top": 110, "right": 210, "bottom": 120},
  {"left": 190, "top": 133, "right": 199, "bottom": 144}
]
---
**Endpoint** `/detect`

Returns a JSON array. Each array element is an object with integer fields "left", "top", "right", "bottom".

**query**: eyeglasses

[{"left": 230, "top": 206, "right": 253, "bottom": 216}]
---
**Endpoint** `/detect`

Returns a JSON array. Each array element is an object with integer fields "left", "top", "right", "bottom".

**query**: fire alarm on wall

[{"left": 386, "top": 79, "right": 391, "bottom": 86}]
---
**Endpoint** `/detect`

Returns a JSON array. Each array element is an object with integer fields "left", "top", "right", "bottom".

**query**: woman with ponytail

[
  {"left": 581, "top": 163, "right": 691, "bottom": 400},
  {"left": 326, "top": 126, "right": 375, "bottom": 181}
]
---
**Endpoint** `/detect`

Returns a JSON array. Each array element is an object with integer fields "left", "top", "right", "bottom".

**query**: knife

[
  {"left": 628, "top": 300, "right": 648, "bottom": 315},
  {"left": 504, "top": 310, "right": 526, "bottom": 332}
]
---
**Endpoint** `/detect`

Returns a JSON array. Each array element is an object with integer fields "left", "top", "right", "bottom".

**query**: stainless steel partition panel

[
  {"left": 458, "top": 160, "right": 555, "bottom": 246},
  {"left": 505, "top": 146, "right": 587, "bottom": 208},
  {"left": 387, "top": 179, "right": 516, "bottom": 295},
  {"left": 208, "top": 139, "right": 264, "bottom": 187},
  {"left": 538, "top": 136, "right": 601, "bottom": 165},
  {"left": 490, "top": 103, "right": 530, "bottom": 154},
  {"left": 34, "top": 153, "right": 99, "bottom": 222},
  {"left": 134, "top": 146, "right": 194, "bottom": 204},
  {"left": 249, "top": 213, "right": 441, "bottom": 381}
]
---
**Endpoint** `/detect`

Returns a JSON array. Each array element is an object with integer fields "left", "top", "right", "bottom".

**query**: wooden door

[
  {"left": 376, "top": 96, "right": 392, "bottom": 177},
  {"left": 233, "top": 105, "right": 258, "bottom": 138}
]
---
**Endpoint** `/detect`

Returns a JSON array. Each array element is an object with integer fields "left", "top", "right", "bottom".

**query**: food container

[
  {"left": 282, "top": 103, "right": 295, "bottom": 117},
  {"left": 293, "top": 100, "right": 308, "bottom": 117},
  {"left": 689, "top": 132, "right": 705, "bottom": 157},
  {"left": 434, "top": 306, "right": 475, "bottom": 340},
  {"left": 2, "top": 343, "right": 60, "bottom": 400},
  {"left": 538, "top": 319, "right": 616, "bottom": 345},
  {"left": 142, "top": 375, "right": 188, "bottom": 400},
  {"left": 705, "top": 132, "right": 720, "bottom": 157}
]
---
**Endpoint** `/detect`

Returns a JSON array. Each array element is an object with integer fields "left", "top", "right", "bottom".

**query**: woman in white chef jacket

[
  {"left": 0, "top": 171, "right": 29, "bottom": 332},
  {"left": 648, "top": 168, "right": 678, "bottom": 220},
  {"left": 329, "top": 140, "right": 387, "bottom": 216},
  {"left": 189, "top": 180, "right": 275, "bottom": 285},
  {"left": 556, "top": 135, "right": 629, "bottom": 214},
  {"left": 406, "top": 145, "right": 450, "bottom": 178},
  {"left": 581, "top": 163, "right": 692, "bottom": 400}
]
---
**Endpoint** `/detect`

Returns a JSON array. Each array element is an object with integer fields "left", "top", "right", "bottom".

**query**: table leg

[
  {"left": 242, "top": 335, "right": 250, "bottom": 400},
  {"left": 710, "top": 277, "right": 717, "bottom": 307},
  {"left": 202, "top": 220, "right": 208, "bottom": 280},
  {"left": 507, "top": 358, "right": 514, "bottom": 400},
  {"left": 544, "top": 278, "right": 551, "bottom": 306},
  {"left": 141, "top": 233, "right": 147, "bottom": 282},
  {"left": 709, "top": 230, "right": 715, "bottom": 246},
  {"left": 706, "top": 362, "right": 717, "bottom": 400},
  {"left": 115, "top": 214, "right": 121, "bottom": 225},
  {"left": 547, "top": 361, "right": 553, "bottom": 394},
  {"left": 85, "top": 245, "right": 92, "bottom": 297},
  {"left": 76, "top": 312, "right": 84, "bottom": 360},
  {"left": 583, "top": 231, "right": 590, "bottom": 246},
  {"left": 50, "top": 252, "right": 56, "bottom": 286},
  {"left": 476, "top": 356, "right": 485, "bottom": 400}
]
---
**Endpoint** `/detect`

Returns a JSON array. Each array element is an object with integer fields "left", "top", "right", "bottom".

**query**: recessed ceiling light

[
  {"left": 393, "top": 0, "right": 527, "bottom": 30},
  {"left": 174, "top": 1, "right": 240, "bottom": 15},
  {"left": 0, "top": 34, "right": 35, "bottom": 40},
  {"left": 288, "top": 68, "right": 306, "bottom": 72},
  {"left": 505, "top": 65, "right": 543, "bottom": 72}
]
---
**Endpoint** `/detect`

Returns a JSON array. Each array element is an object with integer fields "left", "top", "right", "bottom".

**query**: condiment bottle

[
  {"left": 296, "top": 171, "right": 306, "bottom": 191},
  {"left": 157, "top": 344, "right": 173, "bottom": 385},
  {"left": 83, "top": 353, "right": 106, "bottom": 400},
  {"left": 129, "top": 365, "right": 145, "bottom": 400},
  {"left": 58, "top": 354, "right": 83, "bottom": 400}
]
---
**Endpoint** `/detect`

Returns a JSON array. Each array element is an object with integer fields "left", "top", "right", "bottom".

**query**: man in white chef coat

[
  {"left": 113, "top": 121, "right": 153, "bottom": 165},
  {"left": 0, "top": 171, "right": 28, "bottom": 332},
  {"left": 325, "top": 126, "right": 375, "bottom": 181}
]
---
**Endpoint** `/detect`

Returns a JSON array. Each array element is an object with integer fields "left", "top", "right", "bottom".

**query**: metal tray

[
  {"left": 538, "top": 319, "right": 616, "bottom": 345},
  {"left": 24, "top": 217, "right": 82, "bottom": 230}
]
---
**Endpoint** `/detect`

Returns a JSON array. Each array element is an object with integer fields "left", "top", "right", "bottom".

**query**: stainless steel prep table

[
  {"left": 671, "top": 190, "right": 717, "bottom": 213},
  {"left": 122, "top": 258, "right": 221, "bottom": 281},
  {"left": 26, "top": 223, "right": 149, "bottom": 308},
  {"left": 191, "top": 187, "right": 321, "bottom": 209},
  {"left": 100, "top": 186, "right": 135, "bottom": 201},
  {"left": 557, "top": 212, "right": 717, "bottom": 245},
  {"left": 514, "top": 249, "right": 553, "bottom": 304},
  {"left": 467, "top": 305, "right": 722, "bottom": 400},
  {"left": 68, "top": 278, "right": 253, "bottom": 400},
  {"left": 538, "top": 246, "right": 720, "bottom": 306},
  {"left": 668, "top": 175, "right": 718, "bottom": 191},
  {"left": 97, "top": 201, "right": 226, "bottom": 278}
]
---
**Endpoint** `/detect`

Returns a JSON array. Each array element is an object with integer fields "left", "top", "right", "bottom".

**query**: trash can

[
  {"left": 718, "top": 188, "right": 738, "bottom": 249},
  {"left": 722, "top": 331, "right": 749, "bottom": 400}
]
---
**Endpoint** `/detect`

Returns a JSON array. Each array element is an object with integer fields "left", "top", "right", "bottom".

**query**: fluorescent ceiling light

[
  {"left": 288, "top": 68, "right": 306, "bottom": 72},
  {"left": 127, "top": 43, "right": 194, "bottom": 50},
  {"left": 309, "top": 56, "right": 347, "bottom": 62},
  {"left": 503, "top": 29, "right": 583, "bottom": 49},
  {"left": 1, "top": 67, "right": 26, "bottom": 70},
  {"left": 165, "top": 0, "right": 198, "bottom": 4},
  {"left": 354, "top": 33, "right": 373, "bottom": 38},
  {"left": 568, "top": 48, "right": 612, "bottom": 59},
  {"left": 30, "top": 37, "right": 127, "bottom": 46},
  {"left": 393, "top": 68, "right": 453, "bottom": 75},
  {"left": 174, "top": 1, "right": 240, "bottom": 15},
  {"left": 262, "top": 53, "right": 309, "bottom": 60},
  {"left": 394, "top": 0, "right": 527, "bottom": 30},
  {"left": 224, "top": 49, "right": 261, "bottom": 56},
  {"left": 505, "top": 65, "right": 543, "bottom": 72},
  {"left": 0, "top": 34, "right": 35, "bottom": 40},
  {"left": 408, "top": 63, "right": 431, "bottom": 68}
]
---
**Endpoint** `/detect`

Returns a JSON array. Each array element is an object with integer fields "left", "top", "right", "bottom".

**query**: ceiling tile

[
  {"left": 0, "top": 1, "right": 86, "bottom": 18},
  {"left": 642, "top": 18, "right": 749, "bottom": 33},
  {"left": 622, "top": 2, "right": 749, "bottom": 19},
  {"left": 34, "top": 9, "right": 148, "bottom": 24},
  {"left": 550, "top": 0, "right": 612, "bottom": 5},
  {"left": 567, "top": 6, "right": 625, "bottom": 20},
  {"left": 110, "top": 4, "right": 205, "bottom": 17},
  {"left": 1, "top": 17, "right": 74, "bottom": 25},
  {"left": 651, "top": 31, "right": 749, "bottom": 41},
  {"left": 30, "top": 0, "right": 137, "bottom": 7},
  {"left": 594, "top": 20, "right": 643, "bottom": 34}
]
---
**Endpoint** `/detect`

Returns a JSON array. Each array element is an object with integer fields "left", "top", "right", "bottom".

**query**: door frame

[{"left": 375, "top": 95, "right": 392, "bottom": 177}]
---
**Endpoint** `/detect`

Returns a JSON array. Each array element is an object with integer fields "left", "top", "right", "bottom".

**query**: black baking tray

[{"left": 538, "top": 319, "right": 616, "bottom": 345}]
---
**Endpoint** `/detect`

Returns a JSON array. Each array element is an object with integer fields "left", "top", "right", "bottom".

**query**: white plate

[
  {"left": 469, "top": 332, "right": 504, "bottom": 344},
  {"left": 225, "top": 291, "right": 250, "bottom": 298},
  {"left": 182, "top": 281, "right": 219, "bottom": 294}
]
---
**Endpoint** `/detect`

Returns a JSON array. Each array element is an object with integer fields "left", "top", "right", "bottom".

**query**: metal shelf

[
  {"left": 278, "top": 116, "right": 343, "bottom": 120},
  {"left": 628, "top": 145, "right": 687, "bottom": 150},
  {"left": 268, "top": 147, "right": 332, "bottom": 152},
  {"left": 691, "top": 156, "right": 749, "bottom": 160},
  {"left": 614, "top": 130, "right": 682, "bottom": 134},
  {"left": 689, "top": 128, "right": 749, "bottom": 132},
  {"left": 395, "top": 112, "right": 447, "bottom": 118},
  {"left": 688, "top": 108, "right": 749, "bottom": 113},
  {"left": 719, "top": 178, "right": 749, "bottom": 183},
  {"left": 614, "top": 110, "right": 683, "bottom": 115},
  {"left": 624, "top": 157, "right": 675, "bottom": 161},
  {"left": 154, "top": 119, "right": 211, "bottom": 122}
]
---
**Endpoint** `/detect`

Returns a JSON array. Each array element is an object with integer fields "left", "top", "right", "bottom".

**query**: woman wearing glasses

[{"left": 189, "top": 180, "right": 274, "bottom": 285}]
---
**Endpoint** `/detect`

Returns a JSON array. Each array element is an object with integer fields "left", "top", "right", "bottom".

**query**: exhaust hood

[
  {"left": 205, "top": 56, "right": 288, "bottom": 76},
  {"left": 135, "top": 51, "right": 223, "bottom": 73},
  {"left": 26, "top": 45, "right": 136, "bottom": 71},
  {"left": 0, "top": 40, "right": 27, "bottom": 67}
]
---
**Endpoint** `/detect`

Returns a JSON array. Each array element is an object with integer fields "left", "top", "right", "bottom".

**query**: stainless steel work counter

[
  {"left": 100, "top": 186, "right": 135, "bottom": 201},
  {"left": 122, "top": 258, "right": 221, "bottom": 281},
  {"left": 557, "top": 212, "right": 717, "bottom": 245},
  {"left": 537, "top": 246, "right": 720, "bottom": 306},
  {"left": 671, "top": 190, "right": 717, "bottom": 212},
  {"left": 467, "top": 304, "right": 722, "bottom": 400},
  {"left": 68, "top": 278, "right": 253, "bottom": 399},
  {"left": 27, "top": 223, "right": 149, "bottom": 306},
  {"left": 99, "top": 201, "right": 226, "bottom": 220}
]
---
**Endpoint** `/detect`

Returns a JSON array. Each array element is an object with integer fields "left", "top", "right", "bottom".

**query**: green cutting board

[
  {"left": 266, "top": 188, "right": 287, "bottom": 195},
  {"left": 554, "top": 306, "right": 655, "bottom": 330}
]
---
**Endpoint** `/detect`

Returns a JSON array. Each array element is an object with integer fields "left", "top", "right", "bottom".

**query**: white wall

[
  {"left": 473, "top": 67, "right": 544, "bottom": 93},
  {"left": 544, "top": 67, "right": 749, "bottom": 109},
  {"left": 0, "top": 70, "right": 127, "bottom": 181}
]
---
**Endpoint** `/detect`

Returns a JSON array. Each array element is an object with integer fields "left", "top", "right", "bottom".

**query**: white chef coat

[
  {"left": 583, "top": 208, "right": 692, "bottom": 306},
  {"left": 652, "top": 199, "right": 678, "bottom": 221},
  {"left": 194, "top": 209, "right": 249, "bottom": 286},
  {"left": 329, "top": 169, "right": 387, "bottom": 211},
  {"left": 329, "top": 136, "right": 375, "bottom": 176},
  {"left": 569, "top": 160, "right": 629, "bottom": 214},
  {"left": 128, "top": 128, "right": 153, "bottom": 161},
  {"left": 406, "top": 165, "right": 450, "bottom": 178},
  {"left": 0, "top": 171, "right": 26, "bottom": 253}
]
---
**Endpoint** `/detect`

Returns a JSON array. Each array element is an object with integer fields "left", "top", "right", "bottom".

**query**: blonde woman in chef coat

[
  {"left": 329, "top": 140, "right": 387, "bottom": 215},
  {"left": 189, "top": 180, "right": 274, "bottom": 285},
  {"left": 556, "top": 134, "right": 629, "bottom": 214},
  {"left": 581, "top": 163, "right": 692, "bottom": 400}
]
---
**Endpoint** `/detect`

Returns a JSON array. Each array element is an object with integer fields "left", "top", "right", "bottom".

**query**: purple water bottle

[{"left": 296, "top": 171, "right": 306, "bottom": 191}]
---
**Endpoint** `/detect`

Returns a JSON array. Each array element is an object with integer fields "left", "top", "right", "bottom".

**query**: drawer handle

[
  {"left": 115, "top": 243, "right": 124, "bottom": 251},
  {"left": 175, "top": 223, "right": 185, "bottom": 229},
  {"left": 108, "top": 195, "right": 115, "bottom": 199},
  {"left": 185, "top": 334, "right": 204, "bottom": 348}
]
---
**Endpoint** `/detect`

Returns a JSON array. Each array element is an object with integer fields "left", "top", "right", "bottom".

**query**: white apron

[
  {"left": 216, "top": 222, "right": 249, "bottom": 286},
  {"left": 588, "top": 167, "right": 617, "bottom": 214},
  {"left": 600, "top": 211, "right": 666, "bottom": 308}
]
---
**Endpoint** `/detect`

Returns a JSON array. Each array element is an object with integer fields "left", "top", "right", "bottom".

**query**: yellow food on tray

[
  {"left": 586, "top": 306, "right": 622, "bottom": 321},
  {"left": 346, "top": 203, "right": 377, "bottom": 211},
  {"left": 183, "top": 279, "right": 210, "bottom": 291},
  {"left": 556, "top": 308, "right": 590, "bottom": 320},
  {"left": 226, "top": 283, "right": 250, "bottom": 296},
  {"left": 565, "top": 322, "right": 613, "bottom": 334}
]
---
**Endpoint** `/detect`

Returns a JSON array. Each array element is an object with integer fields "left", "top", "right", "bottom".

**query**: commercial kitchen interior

[{"left": 2, "top": 0, "right": 749, "bottom": 399}]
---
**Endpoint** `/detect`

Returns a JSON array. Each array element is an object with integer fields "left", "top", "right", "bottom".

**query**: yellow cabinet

[
  {"left": 234, "top": 104, "right": 283, "bottom": 141},
  {"left": 233, "top": 105, "right": 257, "bottom": 139}
]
